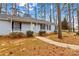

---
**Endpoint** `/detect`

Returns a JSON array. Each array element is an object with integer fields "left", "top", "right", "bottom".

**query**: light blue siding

[
  {"left": 0, "top": 21, "right": 55, "bottom": 35},
  {"left": 0, "top": 21, "right": 12, "bottom": 35}
]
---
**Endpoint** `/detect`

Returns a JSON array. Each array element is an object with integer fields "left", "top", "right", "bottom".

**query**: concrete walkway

[{"left": 35, "top": 36, "right": 79, "bottom": 50}]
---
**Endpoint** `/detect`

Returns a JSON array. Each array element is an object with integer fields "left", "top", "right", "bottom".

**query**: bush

[
  {"left": 39, "top": 31, "right": 46, "bottom": 36},
  {"left": 76, "top": 32, "right": 79, "bottom": 35},
  {"left": 9, "top": 32, "right": 26, "bottom": 39},
  {"left": 26, "top": 31, "right": 34, "bottom": 37}
]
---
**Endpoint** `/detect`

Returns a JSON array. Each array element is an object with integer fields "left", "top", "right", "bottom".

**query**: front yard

[
  {"left": 47, "top": 32, "right": 79, "bottom": 45},
  {"left": 0, "top": 36, "right": 79, "bottom": 56}
]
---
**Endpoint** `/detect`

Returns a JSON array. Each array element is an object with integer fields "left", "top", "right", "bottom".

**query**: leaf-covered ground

[
  {"left": 0, "top": 36, "right": 79, "bottom": 56},
  {"left": 48, "top": 32, "right": 79, "bottom": 45}
]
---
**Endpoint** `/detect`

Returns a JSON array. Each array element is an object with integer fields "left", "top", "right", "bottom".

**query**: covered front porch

[{"left": 11, "top": 21, "right": 52, "bottom": 33}]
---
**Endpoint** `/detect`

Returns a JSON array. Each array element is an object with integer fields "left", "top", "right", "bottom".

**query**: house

[{"left": 0, "top": 14, "right": 54, "bottom": 35}]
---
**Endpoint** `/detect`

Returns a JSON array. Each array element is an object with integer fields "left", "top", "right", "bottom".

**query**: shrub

[
  {"left": 26, "top": 31, "right": 34, "bottom": 37},
  {"left": 9, "top": 32, "right": 26, "bottom": 39},
  {"left": 76, "top": 32, "right": 79, "bottom": 35},
  {"left": 39, "top": 31, "right": 46, "bottom": 36}
]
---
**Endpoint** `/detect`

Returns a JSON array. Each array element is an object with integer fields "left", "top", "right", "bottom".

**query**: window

[
  {"left": 47, "top": 25, "right": 49, "bottom": 30},
  {"left": 49, "top": 25, "right": 51, "bottom": 30},
  {"left": 12, "top": 22, "right": 21, "bottom": 31},
  {"left": 40, "top": 24, "right": 42, "bottom": 29},
  {"left": 40, "top": 24, "right": 45, "bottom": 30}
]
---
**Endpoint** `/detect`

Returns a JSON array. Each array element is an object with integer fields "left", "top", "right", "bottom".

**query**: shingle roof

[{"left": 0, "top": 14, "right": 54, "bottom": 25}]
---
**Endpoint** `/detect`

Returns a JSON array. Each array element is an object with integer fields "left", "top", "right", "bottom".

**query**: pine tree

[{"left": 62, "top": 18, "right": 68, "bottom": 30}]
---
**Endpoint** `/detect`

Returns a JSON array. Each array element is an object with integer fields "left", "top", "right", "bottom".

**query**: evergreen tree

[{"left": 62, "top": 18, "right": 68, "bottom": 30}]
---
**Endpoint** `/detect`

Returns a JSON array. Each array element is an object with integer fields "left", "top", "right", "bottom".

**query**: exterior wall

[
  {"left": 22, "top": 23, "right": 54, "bottom": 33},
  {"left": 21, "top": 23, "right": 31, "bottom": 34},
  {"left": 0, "top": 20, "right": 55, "bottom": 35},
  {"left": 0, "top": 20, "right": 11, "bottom": 35},
  {"left": 34, "top": 24, "right": 40, "bottom": 33},
  {"left": 51, "top": 25, "right": 55, "bottom": 32},
  {"left": 22, "top": 23, "right": 40, "bottom": 34},
  {"left": 46, "top": 25, "right": 55, "bottom": 33}
]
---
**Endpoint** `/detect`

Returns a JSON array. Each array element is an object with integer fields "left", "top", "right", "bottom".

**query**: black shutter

[{"left": 20, "top": 22, "right": 21, "bottom": 31}]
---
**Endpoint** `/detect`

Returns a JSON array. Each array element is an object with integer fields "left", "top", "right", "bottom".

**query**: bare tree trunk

[
  {"left": 0, "top": 3, "right": 2, "bottom": 14},
  {"left": 24, "top": 4, "right": 28, "bottom": 17},
  {"left": 44, "top": 4, "right": 46, "bottom": 20},
  {"left": 5, "top": 3, "right": 7, "bottom": 15},
  {"left": 77, "top": 4, "right": 79, "bottom": 32},
  {"left": 50, "top": 4, "right": 52, "bottom": 22},
  {"left": 52, "top": 4, "right": 57, "bottom": 32},
  {"left": 72, "top": 4, "right": 75, "bottom": 32},
  {"left": 68, "top": 3, "right": 72, "bottom": 32},
  {"left": 57, "top": 3, "right": 62, "bottom": 39},
  {"left": 12, "top": 3, "right": 16, "bottom": 16},
  {"left": 27, "top": 3, "right": 29, "bottom": 15},
  {"left": 34, "top": 5, "right": 37, "bottom": 20}
]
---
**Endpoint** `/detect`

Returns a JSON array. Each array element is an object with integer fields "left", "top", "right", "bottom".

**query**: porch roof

[{"left": 0, "top": 14, "right": 54, "bottom": 25}]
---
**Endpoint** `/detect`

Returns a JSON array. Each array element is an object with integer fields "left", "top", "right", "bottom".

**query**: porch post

[
  {"left": 30, "top": 22, "right": 32, "bottom": 31},
  {"left": 45, "top": 24, "right": 47, "bottom": 31},
  {"left": 47, "top": 25, "right": 49, "bottom": 32},
  {"left": 11, "top": 17, "right": 13, "bottom": 32},
  {"left": 35, "top": 14, "right": 37, "bottom": 33}
]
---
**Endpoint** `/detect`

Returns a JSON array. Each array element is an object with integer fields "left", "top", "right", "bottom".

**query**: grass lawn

[
  {"left": 0, "top": 36, "right": 79, "bottom": 56},
  {"left": 47, "top": 32, "right": 79, "bottom": 45}
]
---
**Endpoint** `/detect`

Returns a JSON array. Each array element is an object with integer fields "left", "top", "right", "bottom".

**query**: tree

[
  {"left": 50, "top": 3, "right": 52, "bottom": 22},
  {"left": 62, "top": 17, "right": 68, "bottom": 30},
  {"left": 2, "top": 3, "right": 8, "bottom": 15},
  {"left": 71, "top": 3, "right": 75, "bottom": 32},
  {"left": 44, "top": 4, "right": 46, "bottom": 20},
  {"left": 52, "top": 4, "right": 57, "bottom": 33},
  {"left": 0, "top": 3, "right": 2, "bottom": 14},
  {"left": 12, "top": 3, "right": 17, "bottom": 16},
  {"left": 5, "top": 3, "right": 7, "bottom": 15},
  {"left": 37, "top": 3, "right": 43, "bottom": 19},
  {"left": 34, "top": 4, "right": 37, "bottom": 20},
  {"left": 61, "top": 3, "right": 69, "bottom": 31},
  {"left": 27, "top": 3, "right": 29, "bottom": 16},
  {"left": 37, "top": 3, "right": 46, "bottom": 20},
  {"left": 57, "top": 3, "right": 62, "bottom": 39},
  {"left": 77, "top": 4, "right": 79, "bottom": 32},
  {"left": 68, "top": 3, "right": 72, "bottom": 32}
]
